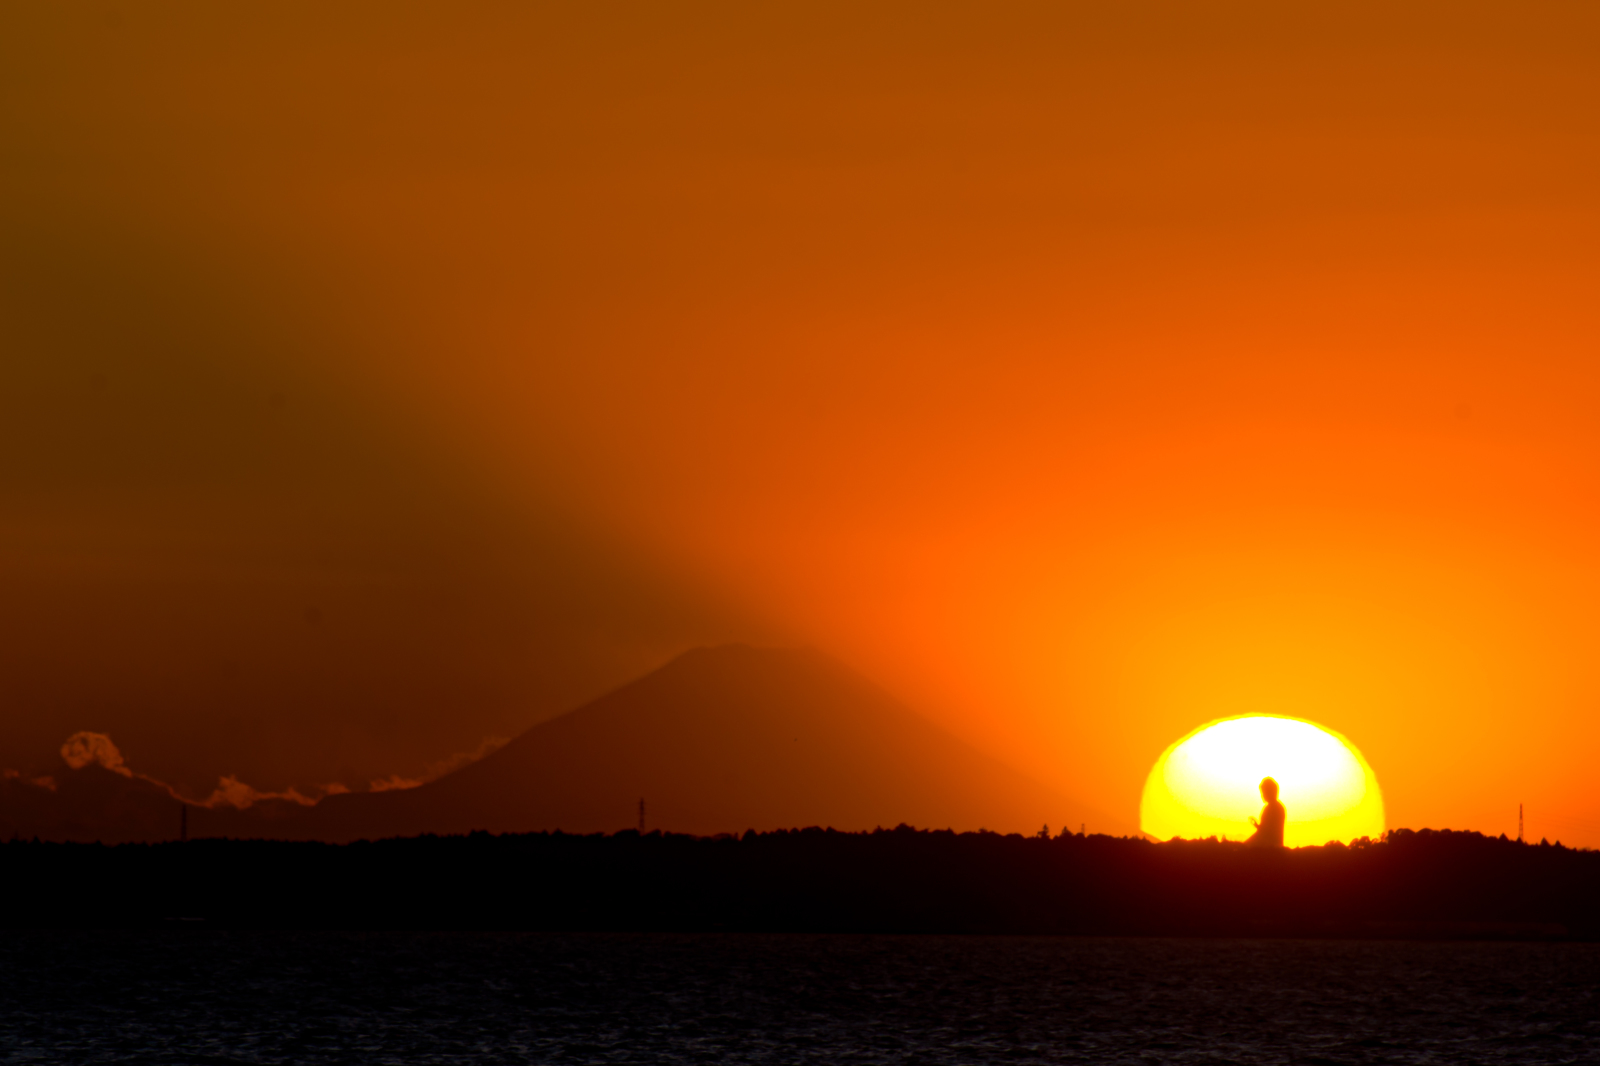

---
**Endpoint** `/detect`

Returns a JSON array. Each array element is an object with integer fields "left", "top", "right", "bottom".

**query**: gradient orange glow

[
  {"left": 3, "top": 3, "right": 1600, "bottom": 843},
  {"left": 1141, "top": 716, "right": 1384, "bottom": 847}
]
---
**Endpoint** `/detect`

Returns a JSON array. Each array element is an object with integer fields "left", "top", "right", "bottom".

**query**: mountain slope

[
  {"left": 276, "top": 645, "right": 1082, "bottom": 841},
  {"left": 0, "top": 764, "right": 184, "bottom": 844}
]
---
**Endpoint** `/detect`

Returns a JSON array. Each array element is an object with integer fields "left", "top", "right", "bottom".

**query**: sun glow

[{"left": 1140, "top": 716, "right": 1384, "bottom": 847}]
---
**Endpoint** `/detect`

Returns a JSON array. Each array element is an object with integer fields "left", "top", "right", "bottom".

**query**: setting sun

[{"left": 1140, "top": 716, "right": 1384, "bottom": 847}]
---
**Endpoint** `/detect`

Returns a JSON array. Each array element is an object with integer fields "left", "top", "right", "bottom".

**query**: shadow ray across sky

[{"left": 0, "top": 222, "right": 760, "bottom": 799}]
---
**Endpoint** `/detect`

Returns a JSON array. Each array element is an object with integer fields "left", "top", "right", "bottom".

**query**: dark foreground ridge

[{"left": 3, "top": 826, "right": 1596, "bottom": 938}]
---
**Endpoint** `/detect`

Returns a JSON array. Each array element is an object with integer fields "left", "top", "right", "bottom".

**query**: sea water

[{"left": 1, "top": 931, "right": 1595, "bottom": 1064}]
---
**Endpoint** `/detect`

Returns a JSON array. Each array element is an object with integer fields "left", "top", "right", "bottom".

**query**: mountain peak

[
  {"left": 283, "top": 644, "right": 1080, "bottom": 841},
  {"left": 4, "top": 646, "right": 1088, "bottom": 844}
]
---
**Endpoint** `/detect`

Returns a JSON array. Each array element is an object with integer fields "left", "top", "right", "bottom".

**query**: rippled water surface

[{"left": 1, "top": 931, "right": 1597, "bottom": 1064}]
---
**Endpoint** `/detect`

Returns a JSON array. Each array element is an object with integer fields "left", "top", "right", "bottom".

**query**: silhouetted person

[{"left": 1247, "top": 776, "right": 1285, "bottom": 848}]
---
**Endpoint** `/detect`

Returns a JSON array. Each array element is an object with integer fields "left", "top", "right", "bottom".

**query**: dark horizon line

[{"left": 9, "top": 822, "right": 1589, "bottom": 854}]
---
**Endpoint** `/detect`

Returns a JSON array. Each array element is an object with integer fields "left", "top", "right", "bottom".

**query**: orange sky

[{"left": 4, "top": 2, "right": 1600, "bottom": 842}]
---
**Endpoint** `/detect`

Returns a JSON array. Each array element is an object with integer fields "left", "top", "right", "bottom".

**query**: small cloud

[
  {"left": 363, "top": 734, "right": 508, "bottom": 794},
  {"left": 6, "top": 765, "right": 54, "bottom": 787},
  {"left": 55, "top": 732, "right": 351, "bottom": 809},
  {"left": 422, "top": 735, "right": 510, "bottom": 780},
  {"left": 4, "top": 768, "right": 58, "bottom": 791},
  {"left": 50, "top": 729, "right": 497, "bottom": 811},
  {"left": 60, "top": 732, "right": 133, "bottom": 776},
  {"left": 369, "top": 774, "right": 422, "bottom": 792},
  {"left": 200, "top": 774, "right": 319, "bottom": 809}
]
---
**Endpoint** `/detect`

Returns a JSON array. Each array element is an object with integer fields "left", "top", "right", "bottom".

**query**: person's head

[{"left": 1259, "top": 777, "right": 1279, "bottom": 802}]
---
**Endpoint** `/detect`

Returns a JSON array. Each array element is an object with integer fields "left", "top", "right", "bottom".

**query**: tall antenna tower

[
  {"left": 1518, "top": 802, "right": 1524, "bottom": 843},
  {"left": 639, "top": 798, "right": 646, "bottom": 833}
]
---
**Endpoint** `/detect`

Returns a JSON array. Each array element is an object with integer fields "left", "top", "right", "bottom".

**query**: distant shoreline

[{"left": 4, "top": 825, "right": 1596, "bottom": 939}]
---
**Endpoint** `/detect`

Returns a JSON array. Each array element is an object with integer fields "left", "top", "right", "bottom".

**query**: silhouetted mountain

[
  {"left": 238, "top": 645, "right": 1087, "bottom": 841},
  {"left": 0, "top": 765, "right": 181, "bottom": 844},
  {"left": 0, "top": 762, "right": 319, "bottom": 846},
  {"left": 2, "top": 646, "right": 1091, "bottom": 843}
]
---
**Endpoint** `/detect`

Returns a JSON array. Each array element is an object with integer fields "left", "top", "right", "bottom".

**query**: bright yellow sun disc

[{"left": 1140, "top": 715, "right": 1384, "bottom": 847}]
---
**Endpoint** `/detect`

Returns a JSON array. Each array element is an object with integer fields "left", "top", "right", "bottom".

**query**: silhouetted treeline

[{"left": 3, "top": 826, "right": 1596, "bottom": 939}]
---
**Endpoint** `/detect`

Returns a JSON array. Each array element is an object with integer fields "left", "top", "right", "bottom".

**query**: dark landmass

[
  {"left": 1, "top": 646, "right": 1097, "bottom": 843},
  {"left": 3, "top": 826, "right": 1595, "bottom": 939}
]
